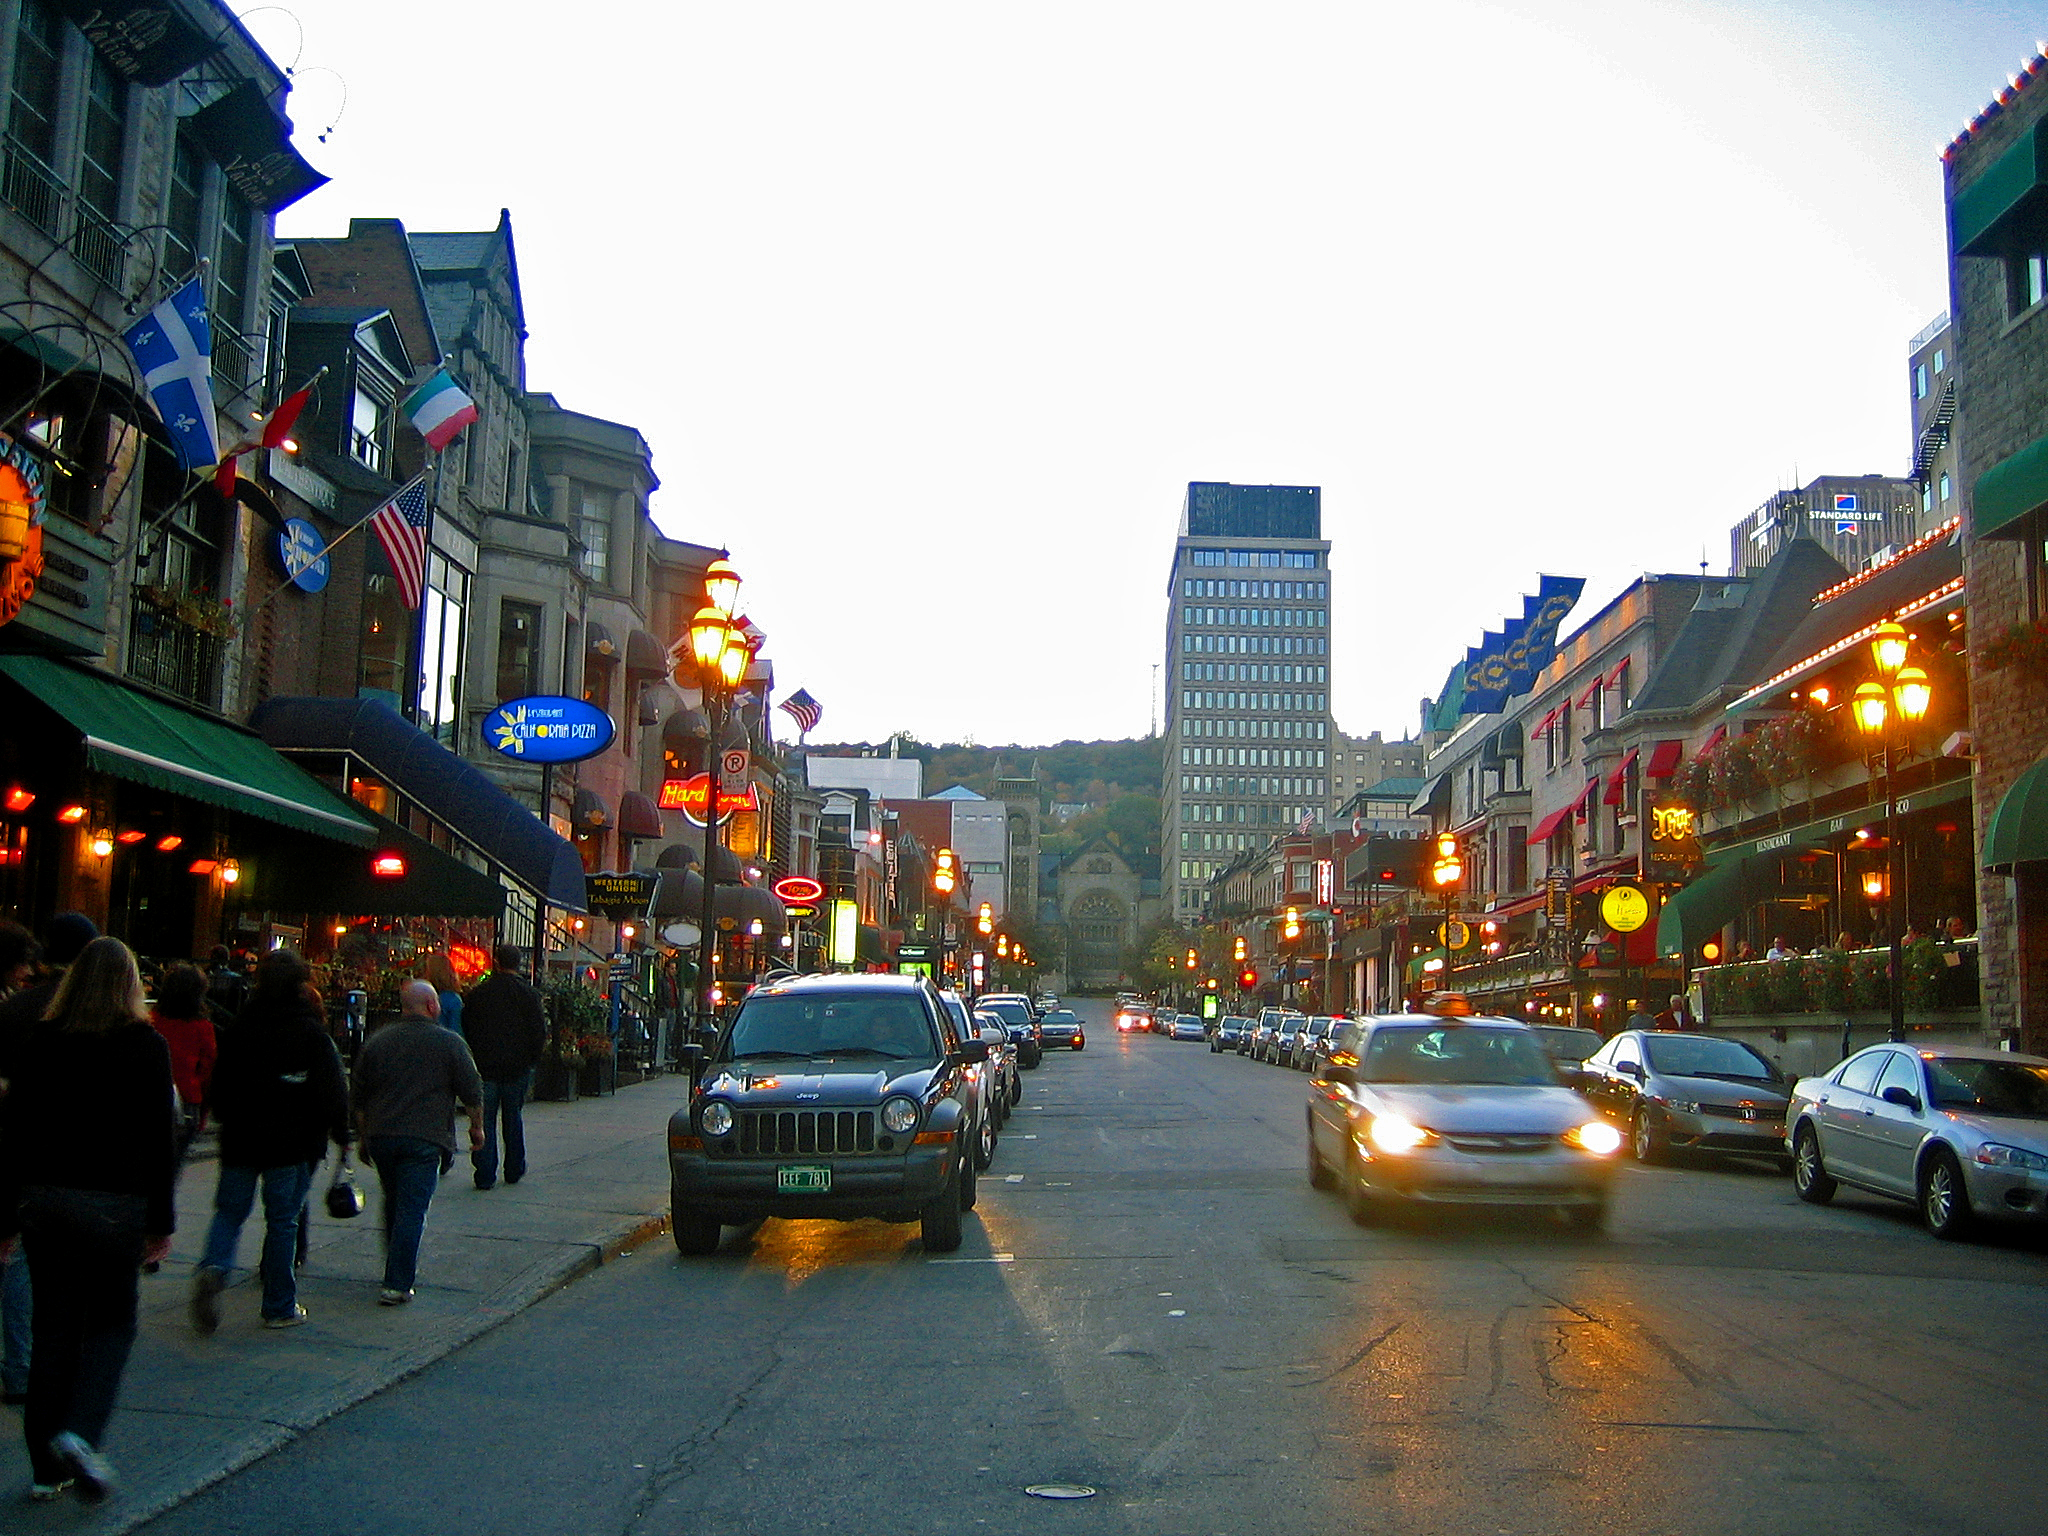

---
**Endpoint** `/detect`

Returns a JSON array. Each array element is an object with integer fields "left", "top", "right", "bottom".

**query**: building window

[
  {"left": 214, "top": 189, "right": 254, "bottom": 333},
  {"left": 351, "top": 389, "right": 388, "bottom": 472},
  {"left": 417, "top": 553, "right": 468, "bottom": 744},
  {"left": 75, "top": 53, "right": 126, "bottom": 225},
  {"left": 359, "top": 574, "right": 407, "bottom": 707},
  {"left": 7, "top": 0, "right": 62, "bottom": 175},
  {"left": 495, "top": 600, "right": 543, "bottom": 702},
  {"left": 1913, "top": 362, "right": 1928, "bottom": 399},
  {"left": 162, "top": 136, "right": 204, "bottom": 281},
  {"left": 2009, "top": 245, "right": 2048, "bottom": 314},
  {"left": 1933, "top": 347, "right": 1945, "bottom": 375},
  {"left": 578, "top": 491, "right": 610, "bottom": 583},
  {"left": 1939, "top": 471, "right": 1952, "bottom": 504}
]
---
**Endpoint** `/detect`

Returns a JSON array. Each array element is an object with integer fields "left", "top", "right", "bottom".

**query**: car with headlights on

[
  {"left": 1306, "top": 1012, "right": 1622, "bottom": 1228},
  {"left": 667, "top": 974, "right": 988, "bottom": 1255},
  {"left": 1577, "top": 1029, "right": 1791, "bottom": 1167},
  {"left": 1787, "top": 1044, "right": 2048, "bottom": 1239},
  {"left": 1038, "top": 1008, "right": 1086, "bottom": 1050},
  {"left": 977, "top": 996, "right": 1042, "bottom": 1068},
  {"left": 1211, "top": 1015, "right": 1253, "bottom": 1052},
  {"left": 1115, "top": 1003, "right": 1154, "bottom": 1034}
]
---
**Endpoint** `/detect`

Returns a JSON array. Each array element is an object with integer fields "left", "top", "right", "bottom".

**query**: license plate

[{"left": 777, "top": 1165, "right": 830, "bottom": 1193}]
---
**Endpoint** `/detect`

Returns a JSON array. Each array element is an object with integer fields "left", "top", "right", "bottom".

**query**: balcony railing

[
  {"left": 1, "top": 137, "right": 129, "bottom": 289},
  {"left": 127, "top": 595, "right": 224, "bottom": 709}
]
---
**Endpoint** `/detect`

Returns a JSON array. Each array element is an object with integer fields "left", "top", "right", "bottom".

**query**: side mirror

[
  {"left": 1881, "top": 1084, "right": 1921, "bottom": 1112},
  {"left": 1618, "top": 1061, "right": 1643, "bottom": 1080},
  {"left": 1324, "top": 1065, "right": 1356, "bottom": 1087},
  {"left": 678, "top": 1042, "right": 704, "bottom": 1086},
  {"left": 958, "top": 1038, "right": 990, "bottom": 1065}
]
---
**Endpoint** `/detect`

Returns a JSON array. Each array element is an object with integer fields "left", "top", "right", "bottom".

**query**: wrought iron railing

[
  {"left": 0, "top": 138, "right": 128, "bottom": 288},
  {"left": 127, "top": 595, "right": 224, "bottom": 709}
]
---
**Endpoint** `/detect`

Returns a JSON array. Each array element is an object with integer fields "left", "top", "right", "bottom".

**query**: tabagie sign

[{"left": 481, "top": 695, "right": 615, "bottom": 763}]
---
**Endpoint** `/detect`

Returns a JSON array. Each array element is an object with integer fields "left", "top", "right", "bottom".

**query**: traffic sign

[
  {"left": 1438, "top": 919, "right": 1472, "bottom": 951},
  {"left": 722, "top": 746, "right": 750, "bottom": 778},
  {"left": 1600, "top": 883, "right": 1650, "bottom": 933}
]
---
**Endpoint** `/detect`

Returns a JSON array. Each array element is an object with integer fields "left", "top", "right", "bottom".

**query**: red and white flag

[{"left": 367, "top": 477, "right": 431, "bottom": 609}]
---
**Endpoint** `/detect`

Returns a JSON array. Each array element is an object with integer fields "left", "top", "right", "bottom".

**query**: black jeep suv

[{"left": 667, "top": 974, "right": 988, "bottom": 1254}]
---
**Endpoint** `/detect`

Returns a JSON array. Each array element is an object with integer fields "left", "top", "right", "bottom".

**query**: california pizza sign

[{"left": 480, "top": 695, "right": 616, "bottom": 764}]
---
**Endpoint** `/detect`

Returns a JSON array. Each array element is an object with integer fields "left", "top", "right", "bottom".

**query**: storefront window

[{"left": 417, "top": 550, "right": 468, "bottom": 744}]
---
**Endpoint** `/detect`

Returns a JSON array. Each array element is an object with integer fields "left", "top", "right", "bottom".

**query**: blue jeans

[
  {"left": 18, "top": 1186, "right": 145, "bottom": 1483},
  {"left": 202, "top": 1162, "right": 315, "bottom": 1320},
  {"left": 1, "top": 1244, "right": 29, "bottom": 1395},
  {"left": 367, "top": 1135, "right": 442, "bottom": 1294},
  {"left": 473, "top": 1073, "right": 531, "bottom": 1185}
]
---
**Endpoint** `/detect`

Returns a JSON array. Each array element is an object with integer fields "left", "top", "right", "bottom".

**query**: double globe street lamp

[
  {"left": 684, "top": 558, "right": 753, "bottom": 1035},
  {"left": 1850, "top": 620, "right": 1934, "bottom": 1042}
]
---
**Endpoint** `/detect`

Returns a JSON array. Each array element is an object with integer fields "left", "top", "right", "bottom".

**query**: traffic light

[
  {"left": 997, "top": 934, "right": 1010, "bottom": 958},
  {"left": 1430, "top": 834, "right": 1462, "bottom": 889},
  {"left": 1205, "top": 977, "right": 1218, "bottom": 989},
  {"left": 1282, "top": 907, "right": 1301, "bottom": 942},
  {"left": 976, "top": 902, "right": 993, "bottom": 935},
  {"left": 1239, "top": 968, "right": 1258, "bottom": 990},
  {"left": 1185, "top": 947, "right": 1198, "bottom": 970},
  {"left": 1233, "top": 935, "right": 1247, "bottom": 962},
  {"left": 933, "top": 848, "right": 957, "bottom": 895}
]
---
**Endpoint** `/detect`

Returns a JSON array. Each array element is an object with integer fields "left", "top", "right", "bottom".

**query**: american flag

[
  {"left": 778, "top": 688, "right": 822, "bottom": 734},
  {"left": 368, "top": 477, "right": 431, "bottom": 609}
]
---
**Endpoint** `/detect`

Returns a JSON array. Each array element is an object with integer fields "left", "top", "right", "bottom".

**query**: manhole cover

[{"left": 1024, "top": 1483, "right": 1098, "bottom": 1500}]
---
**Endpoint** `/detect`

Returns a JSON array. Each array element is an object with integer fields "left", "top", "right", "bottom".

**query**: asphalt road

[{"left": 138, "top": 999, "right": 2048, "bottom": 1536}]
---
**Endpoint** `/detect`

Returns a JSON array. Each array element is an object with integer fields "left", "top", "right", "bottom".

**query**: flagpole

[{"left": 405, "top": 460, "right": 438, "bottom": 728}]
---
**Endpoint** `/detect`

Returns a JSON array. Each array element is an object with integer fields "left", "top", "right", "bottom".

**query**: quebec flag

[{"left": 122, "top": 279, "right": 219, "bottom": 470}]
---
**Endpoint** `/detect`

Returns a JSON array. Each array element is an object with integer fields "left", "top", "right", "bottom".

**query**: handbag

[{"left": 324, "top": 1152, "right": 364, "bottom": 1219}]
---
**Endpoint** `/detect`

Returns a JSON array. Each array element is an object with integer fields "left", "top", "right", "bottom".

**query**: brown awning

[
  {"left": 626, "top": 628, "right": 666, "bottom": 676},
  {"left": 618, "top": 789, "right": 663, "bottom": 841}
]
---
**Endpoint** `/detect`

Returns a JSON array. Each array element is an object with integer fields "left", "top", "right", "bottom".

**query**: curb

[{"left": 95, "top": 1207, "right": 673, "bottom": 1534}]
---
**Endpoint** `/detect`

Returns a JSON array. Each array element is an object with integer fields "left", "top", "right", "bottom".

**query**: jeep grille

[{"left": 735, "top": 1109, "right": 878, "bottom": 1156}]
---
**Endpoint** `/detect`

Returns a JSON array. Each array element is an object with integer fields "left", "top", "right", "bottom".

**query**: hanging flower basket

[{"left": 137, "top": 583, "right": 238, "bottom": 638}]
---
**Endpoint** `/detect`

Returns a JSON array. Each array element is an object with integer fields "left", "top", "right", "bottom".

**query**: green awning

[
  {"left": 1655, "top": 852, "right": 1754, "bottom": 959},
  {"left": 1954, "top": 120, "right": 2048, "bottom": 258},
  {"left": 1702, "top": 775, "right": 1973, "bottom": 865},
  {"left": 246, "top": 808, "right": 504, "bottom": 917},
  {"left": 0, "top": 653, "right": 376, "bottom": 845},
  {"left": 1983, "top": 756, "right": 2048, "bottom": 870},
  {"left": 1972, "top": 431, "right": 2048, "bottom": 539}
]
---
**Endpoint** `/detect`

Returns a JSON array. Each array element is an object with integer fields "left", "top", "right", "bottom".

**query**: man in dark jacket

[
  {"left": 460, "top": 945, "right": 549, "bottom": 1190},
  {"left": 189, "top": 950, "right": 350, "bottom": 1333}
]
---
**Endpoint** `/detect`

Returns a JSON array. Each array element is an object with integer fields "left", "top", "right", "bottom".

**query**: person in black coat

[
  {"left": 460, "top": 945, "right": 549, "bottom": 1189},
  {"left": 189, "top": 950, "right": 350, "bottom": 1334},
  {"left": 0, "top": 936, "right": 177, "bottom": 1503}
]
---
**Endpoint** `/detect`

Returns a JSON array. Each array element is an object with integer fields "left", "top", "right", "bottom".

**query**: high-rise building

[{"left": 1161, "top": 482, "right": 1333, "bottom": 922}]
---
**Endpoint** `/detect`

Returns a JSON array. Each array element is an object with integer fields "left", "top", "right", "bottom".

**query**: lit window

[
  {"left": 1933, "top": 347, "right": 1945, "bottom": 375},
  {"left": 1939, "top": 472, "right": 1952, "bottom": 504},
  {"left": 1914, "top": 362, "right": 1928, "bottom": 400}
]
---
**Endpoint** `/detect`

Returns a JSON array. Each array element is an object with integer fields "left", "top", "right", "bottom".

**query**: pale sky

[{"left": 261, "top": 1, "right": 2046, "bottom": 748}]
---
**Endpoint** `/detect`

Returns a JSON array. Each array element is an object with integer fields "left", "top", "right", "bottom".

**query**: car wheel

[
  {"left": 974, "top": 1109, "right": 997, "bottom": 1171},
  {"left": 1631, "top": 1108, "right": 1667, "bottom": 1165},
  {"left": 1919, "top": 1148, "right": 1974, "bottom": 1240},
  {"left": 922, "top": 1168, "right": 965, "bottom": 1252},
  {"left": 959, "top": 1157, "right": 979, "bottom": 1211},
  {"left": 1791, "top": 1125, "right": 1836, "bottom": 1204},
  {"left": 1307, "top": 1117, "right": 1336, "bottom": 1190},
  {"left": 672, "top": 1207, "right": 722, "bottom": 1257},
  {"left": 1009, "top": 1076, "right": 1022, "bottom": 1106},
  {"left": 1344, "top": 1149, "right": 1383, "bottom": 1226}
]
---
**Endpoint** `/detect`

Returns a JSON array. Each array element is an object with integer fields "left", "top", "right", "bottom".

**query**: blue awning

[{"left": 250, "top": 696, "right": 587, "bottom": 910}]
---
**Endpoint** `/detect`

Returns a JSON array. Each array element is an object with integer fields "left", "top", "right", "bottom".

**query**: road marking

[
  {"left": 1047, "top": 1180, "right": 1071, "bottom": 1186},
  {"left": 1168, "top": 1309, "right": 1187, "bottom": 1317},
  {"left": 930, "top": 1254, "right": 1015, "bottom": 1264},
  {"left": 1005, "top": 1174, "right": 1024, "bottom": 1183}
]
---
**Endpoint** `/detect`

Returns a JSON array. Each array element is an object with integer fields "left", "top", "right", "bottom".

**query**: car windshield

[
  {"left": 1362, "top": 1025, "right": 1558, "bottom": 1086},
  {"left": 1043, "top": 1010, "right": 1079, "bottom": 1024},
  {"left": 721, "top": 993, "right": 937, "bottom": 1063},
  {"left": 1926, "top": 1057, "right": 2048, "bottom": 1117},
  {"left": 1529, "top": 1026, "right": 1603, "bottom": 1061},
  {"left": 1644, "top": 1035, "right": 1780, "bottom": 1082},
  {"left": 980, "top": 1000, "right": 1031, "bottom": 1025},
  {"left": 1307, "top": 1020, "right": 1331, "bottom": 1038}
]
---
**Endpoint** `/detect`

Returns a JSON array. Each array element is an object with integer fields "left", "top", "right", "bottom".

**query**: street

[{"left": 138, "top": 998, "right": 2048, "bottom": 1536}]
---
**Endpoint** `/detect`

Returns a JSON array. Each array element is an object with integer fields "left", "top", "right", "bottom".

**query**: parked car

[
  {"left": 1211, "top": 1015, "right": 1253, "bottom": 1052},
  {"left": 1247, "top": 1008, "right": 1290, "bottom": 1059},
  {"left": 1038, "top": 1008, "right": 1086, "bottom": 1050},
  {"left": 1527, "top": 1024, "right": 1604, "bottom": 1076},
  {"left": 1578, "top": 1030, "right": 1791, "bottom": 1166},
  {"left": 978, "top": 997, "right": 1042, "bottom": 1068},
  {"left": 1169, "top": 1013, "right": 1206, "bottom": 1042},
  {"left": 1288, "top": 1016, "right": 1336, "bottom": 1072},
  {"left": 668, "top": 973, "right": 988, "bottom": 1255},
  {"left": 1788, "top": 1043, "right": 2048, "bottom": 1239},
  {"left": 1306, "top": 1012, "right": 1622, "bottom": 1227},
  {"left": 981, "top": 991, "right": 1041, "bottom": 1020},
  {"left": 940, "top": 991, "right": 1003, "bottom": 1169},
  {"left": 973, "top": 1010, "right": 1023, "bottom": 1110}
]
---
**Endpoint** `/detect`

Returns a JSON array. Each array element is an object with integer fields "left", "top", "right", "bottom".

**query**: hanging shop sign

[
  {"left": 47, "top": 0, "right": 223, "bottom": 86},
  {"left": 276, "top": 517, "right": 330, "bottom": 592},
  {"left": 1644, "top": 800, "right": 1702, "bottom": 878},
  {"left": 1600, "top": 883, "right": 1651, "bottom": 934},
  {"left": 774, "top": 875, "right": 824, "bottom": 904},
  {"left": 585, "top": 871, "right": 658, "bottom": 920},
  {"left": 0, "top": 433, "right": 49, "bottom": 629},
  {"left": 183, "top": 80, "right": 328, "bottom": 213},
  {"left": 1438, "top": 919, "right": 1472, "bottom": 951},
  {"left": 1542, "top": 865, "right": 1572, "bottom": 926},
  {"left": 658, "top": 774, "right": 759, "bottom": 828},
  {"left": 482, "top": 695, "right": 616, "bottom": 763}
]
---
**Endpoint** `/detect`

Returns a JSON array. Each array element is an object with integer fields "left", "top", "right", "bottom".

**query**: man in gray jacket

[
  {"left": 459, "top": 945, "right": 549, "bottom": 1190},
  {"left": 351, "top": 982, "right": 482, "bottom": 1305}
]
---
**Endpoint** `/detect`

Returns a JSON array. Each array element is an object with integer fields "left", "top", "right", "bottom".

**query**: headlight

[
  {"left": 1365, "top": 1116, "right": 1437, "bottom": 1154},
  {"left": 1653, "top": 1095, "right": 1700, "bottom": 1115},
  {"left": 881, "top": 1097, "right": 921, "bottom": 1134},
  {"left": 1973, "top": 1142, "right": 2048, "bottom": 1172},
  {"left": 1565, "top": 1120, "right": 1623, "bottom": 1155},
  {"left": 700, "top": 1101, "right": 734, "bottom": 1137}
]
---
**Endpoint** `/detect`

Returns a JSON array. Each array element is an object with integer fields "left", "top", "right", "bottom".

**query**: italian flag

[{"left": 402, "top": 369, "right": 480, "bottom": 452}]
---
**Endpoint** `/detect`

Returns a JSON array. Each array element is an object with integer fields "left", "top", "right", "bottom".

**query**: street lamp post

[
  {"left": 1852, "top": 622, "right": 1933, "bottom": 1043},
  {"left": 686, "top": 560, "right": 750, "bottom": 1041},
  {"left": 1430, "top": 834, "right": 1462, "bottom": 996}
]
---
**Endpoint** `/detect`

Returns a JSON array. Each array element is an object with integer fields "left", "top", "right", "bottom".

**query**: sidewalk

[{"left": 2, "top": 1076, "right": 684, "bottom": 1531}]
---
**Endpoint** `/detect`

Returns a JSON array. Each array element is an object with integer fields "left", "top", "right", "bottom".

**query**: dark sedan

[{"left": 1037, "top": 1008, "right": 1086, "bottom": 1050}]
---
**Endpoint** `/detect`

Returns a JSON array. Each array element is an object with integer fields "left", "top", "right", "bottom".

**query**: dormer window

[{"left": 351, "top": 388, "right": 388, "bottom": 472}]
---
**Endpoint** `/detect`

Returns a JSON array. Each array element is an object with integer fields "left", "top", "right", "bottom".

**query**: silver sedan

[{"left": 1787, "top": 1044, "right": 2048, "bottom": 1239}]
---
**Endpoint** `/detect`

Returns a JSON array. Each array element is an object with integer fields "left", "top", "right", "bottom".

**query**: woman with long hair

[
  {"left": 0, "top": 936, "right": 176, "bottom": 1503},
  {"left": 191, "top": 949, "right": 349, "bottom": 1338},
  {"left": 419, "top": 952, "right": 464, "bottom": 1038}
]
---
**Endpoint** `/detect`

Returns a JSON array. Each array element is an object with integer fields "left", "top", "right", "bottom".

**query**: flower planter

[
  {"left": 577, "top": 1056, "right": 616, "bottom": 1097},
  {"left": 532, "top": 1060, "right": 580, "bottom": 1102}
]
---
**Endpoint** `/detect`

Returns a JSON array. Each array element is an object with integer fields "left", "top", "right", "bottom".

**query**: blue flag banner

[
  {"left": 1460, "top": 627, "right": 1514, "bottom": 716},
  {"left": 122, "top": 279, "right": 219, "bottom": 470},
  {"left": 1509, "top": 575, "right": 1585, "bottom": 689}
]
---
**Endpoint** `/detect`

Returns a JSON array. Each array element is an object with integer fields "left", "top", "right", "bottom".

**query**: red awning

[
  {"left": 1605, "top": 658, "right": 1629, "bottom": 687},
  {"left": 1527, "top": 805, "right": 1574, "bottom": 845},
  {"left": 1602, "top": 747, "right": 1640, "bottom": 806},
  {"left": 1699, "top": 723, "right": 1728, "bottom": 755},
  {"left": 1644, "top": 739, "right": 1684, "bottom": 778},
  {"left": 1531, "top": 705, "right": 1563, "bottom": 736},
  {"left": 1575, "top": 678, "right": 1600, "bottom": 709}
]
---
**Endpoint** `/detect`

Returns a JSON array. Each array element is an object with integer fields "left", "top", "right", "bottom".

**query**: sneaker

[
  {"left": 189, "top": 1266, "right": 224, "bottom": 1336},
  {"left": 504, "top": 1173, "right": 523, "bottom": 1185},
  {"left": 49, "top": 1432, "right": 112, "bottom": 1503},
  {"left": 28, "top": 1478, "right": 73, "bottom": 1501},
  {"left": 377, "top": 1288, "right": 413, "bottom": 1306},
  {"left": 473, "top": 1176, "right": 496, "bottom": 1190},
  {"left": 262, "top": 1305, "right": 309, "bottom": 1329}
]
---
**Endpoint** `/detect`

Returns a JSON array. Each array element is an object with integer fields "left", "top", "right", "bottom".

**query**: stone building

[{"left": 1052, "top": 838, "right": 1161, "bottom": 990}]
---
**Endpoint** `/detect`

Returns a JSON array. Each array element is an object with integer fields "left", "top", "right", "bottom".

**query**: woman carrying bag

[
  {"left": 189, "top": 950, "right": 351, "bottom": 1334},
  {"left": 0, "top": 937, "right": 177, "bottom": 1503}
]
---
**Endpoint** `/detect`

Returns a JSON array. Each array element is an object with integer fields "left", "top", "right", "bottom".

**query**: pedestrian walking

[
  {"left": 419, "top": 952, "right": 465, "bottom": 1037},
  {"left": 462, "top": 944, "right": 549, "bottom": 1190},
  {"left": 148, "top": 963, "right": 218, "bottom": 1167},
  {"left": 0, "top": 937, "right": 177, "bottom": 1503},
  {"left": 203, "top": 945, "right": 249, "bottom": 1025},
  {"left": 0, "top": 912, "right": 97, "bottom": 1418},
  {"left": 190, "top": 950, "right": 351, "bottom": 1333},
  {"left": 352, "top": 981, "right": 483, "bottom": 1306}
]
